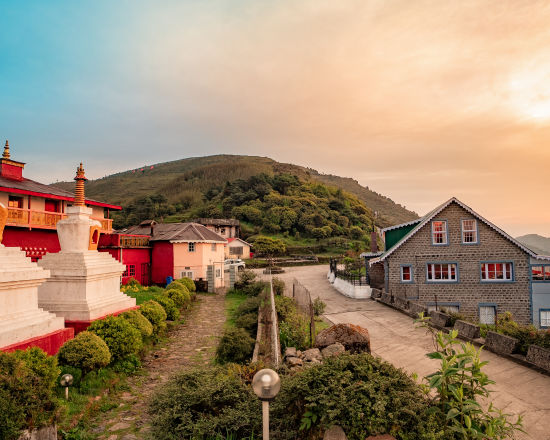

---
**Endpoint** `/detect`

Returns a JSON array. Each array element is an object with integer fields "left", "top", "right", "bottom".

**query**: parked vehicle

[{"left": 224, "top": 258, "right": 246, "bottom": 271}]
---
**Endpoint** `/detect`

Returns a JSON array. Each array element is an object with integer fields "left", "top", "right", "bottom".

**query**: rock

[
  {"left": 366, "top": 435, "right": 396, "bottom": 440},
  {"left": 321, "top": 342, "right": 346, "bottom": 358},
  {"left": 315, "top": 323, "right": 371, "bottom": 353},
  {"left": 284, "top": 347, "right": 297, "bottom": 358},
  {"left": 107, "top": 436, "right": 118, "bottom": 440},
  {"left": 303, "top": 348, "right": 322, "bottom": 362},
  {"left": 109, "top": 422, "right": 131, "bottom": 432},
  {"left": 286, "top": 356, "right": 303, "bottom": 367},
  {"left": 323, "top": 425, "right": 347, "bottom": 440},
  {"left": 296, "top": 350, "right": 302, "bottom": 357}
]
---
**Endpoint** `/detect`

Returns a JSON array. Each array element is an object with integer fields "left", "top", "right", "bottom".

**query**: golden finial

[
  {"left": 2, "top": 140, "right": 10, "bottom": 159},
  {"left": 74, "top": 162, "right": 87, "bottom": 206}
]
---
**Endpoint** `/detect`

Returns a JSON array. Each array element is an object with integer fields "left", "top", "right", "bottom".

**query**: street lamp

[
  {"left": 60, "top": 373, "right": 73, "bottom": 400},
  {"left": 252, "top": 369, "right": 281, "bottom": 440}
]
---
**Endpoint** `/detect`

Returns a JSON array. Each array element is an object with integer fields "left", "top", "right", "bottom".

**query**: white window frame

[
  {"left": 180, "top": 270, "right": 194, "bottom": 279},
  {"left": 541, "top": 310, "right": 550, "bottom": 328},
  {"left": 431, "top": 221, "right": 448, "bottom": 245},
  {"left": 188, "top": 242, "right": 195, "bottom": 252},
  {"left": 427, "top": 263, "right": 457, "bottom": 282},
  {"left": 400, "top": 265, "right": 413, "bottom": 283},
  {"left": 461, "top": 219, "right": 478, "bottom": 244},
  {"left": 481, "top": 262, "right": 513, "bottom": 282}
]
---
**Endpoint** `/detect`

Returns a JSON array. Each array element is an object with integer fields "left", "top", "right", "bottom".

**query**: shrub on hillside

[
  {"left": 57, "top": 331, "right": 111, "bottom": 372},
  {"left": 140, "top": 300, "right": 167, "bottom": 334},
  {"left": 88, "top": 316, "right": 142, "bottom": 361},
  {"left": 234, "top": 312, "right": 258, "bottom": 338},
  {"left": 236, "top": 296, "right": 261, "bottom": 316},
  {"left": 272, "top": 277, "right": 285, "bottom": 296},
  {"left": 0, "top": 348, "right": 61, "bottom": 440},
  {"left": 120, "top": 310, "right": 154, "bottom": 338},
  {"left": 154, "top": 295, "right": 180, "bottom": 321},
  {"left": 215, "top": 328, "right": 255, "bottom": 364},
  {"left": 149, "top": 367, "right": 261, "bottom": 439}
]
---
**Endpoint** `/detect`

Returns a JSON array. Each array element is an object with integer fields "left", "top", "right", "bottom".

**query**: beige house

[
  {"left": 193, "top": 218, "right": 240, "bottom": 239},
  {"left": 224, "top": 237, "right": 251, "bottom": 259}
]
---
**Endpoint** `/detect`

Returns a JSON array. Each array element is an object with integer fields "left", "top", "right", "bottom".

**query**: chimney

[{"left": 370, "top": 230, "right": 378, "bottom": 253}]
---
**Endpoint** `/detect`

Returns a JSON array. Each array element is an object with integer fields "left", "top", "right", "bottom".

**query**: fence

[
  {"left": 329, "top": 257, "right": 369, "bottom": 286},
  {"left": 292, "top": 278, "right": 316, "bottom": 346}
]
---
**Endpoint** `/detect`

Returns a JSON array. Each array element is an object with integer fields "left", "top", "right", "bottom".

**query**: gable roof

[
  {"left": 371, "top": 197, "right": 547, "bottom": 264},
  {"left": 226, "top": 237, "right": 251, "bottom": 246},
  {"left": 121, "top": 222, "right": 226, "bottom": 243}
]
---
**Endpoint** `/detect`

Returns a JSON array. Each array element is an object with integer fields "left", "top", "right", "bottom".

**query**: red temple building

[{"left": 0, "top": 140, "right": 120, "bottom": 259}]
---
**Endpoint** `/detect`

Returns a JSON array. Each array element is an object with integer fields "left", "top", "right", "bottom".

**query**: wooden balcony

[
  {"left": 6, "top": 207, "right": 113, "bottom": 233},
  {"left": 120, "top": 235, "right": 150, "bottom": 248}
]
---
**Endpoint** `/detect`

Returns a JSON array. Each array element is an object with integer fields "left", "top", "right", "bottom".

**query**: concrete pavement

[{"left": 275, "top": 264, "right": 550, "bottom": 440}]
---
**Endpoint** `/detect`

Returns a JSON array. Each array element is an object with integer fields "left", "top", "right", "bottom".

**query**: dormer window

[
  {"left": 461, "top": 219, "right": 478, "bottom": 244},
  {"left": 431, "top": 221, "right": 448, "bottom": 245}
]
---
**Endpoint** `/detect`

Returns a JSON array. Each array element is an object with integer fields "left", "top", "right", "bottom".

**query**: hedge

[
  {"left": 88, "top": 315, "right": 143, "bottom": 361},
  {"left": 57, "top": 331, "right": 111, "bottom": 372},
  {"left": 120, "top": 309, "right": 154, "bottom": 338},
  {"left": 140, "top": 300, "right": 168, "bottom": 334}
]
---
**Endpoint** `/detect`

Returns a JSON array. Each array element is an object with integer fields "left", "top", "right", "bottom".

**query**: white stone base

[
  {"left": 0, "top": 246, "right": 65, "bottom": 348},
  {"left": 37, "top": 250, "right": 136, "bottom": 321},
  {"left": 332, "top": 277, "right": 372, "bottom": 299}
]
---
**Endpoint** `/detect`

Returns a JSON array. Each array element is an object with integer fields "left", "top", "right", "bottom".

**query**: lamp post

[
  {"left": 252, "top": 369, "right": 281, "bottom": 440},
  {"left": 60, "top": 373, "right": 73, "bottom": 400}
]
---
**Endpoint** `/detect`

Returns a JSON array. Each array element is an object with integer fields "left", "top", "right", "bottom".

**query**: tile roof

[
  {"left": 193, "top": 218, "right": 240, "bottom": 226},
  {"left": 121, "top": 222, "right": 227, "bottom": 243}
]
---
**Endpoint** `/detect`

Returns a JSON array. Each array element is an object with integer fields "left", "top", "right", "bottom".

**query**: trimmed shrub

[
  {"left": 140, "top": 300, "right": 167, "bottom": 334},
  {"left": 272, "top": 277, "right": 285, "bottom": 296},
  {"left": 215, "top": 328, "right": 255, "bottom": 364},
  {"left": 57, "top": 331, "right": 111, "bottom": 372},
  {"left": 234, "top": 312, "right": 258, "bottom": 338},
  {"left": 164, "top": 287, "right": 189, "bottom": 309},
  {"left": 179, "top": 277, "right": 197, "bottom": 293},
  {"left": 112, "top": 354, "right": 141, "bottom": 374},
  {"left": 120, "top": 309, "right": 154, "bottom": 338},
  {"left": 0, "top": 348, "right": 61, "bottom": 440},
  {"left": 154, "top": 295, "right": 180, "bottom": 321},
  {"left": 88, "top": 316, "right": 142, "bottom": 361},
  {"left": 236, "top": 297, "right": 261, "bottom": 316},
  {"left": 149, "top": 367, "right": 261, "bottom": 439}
]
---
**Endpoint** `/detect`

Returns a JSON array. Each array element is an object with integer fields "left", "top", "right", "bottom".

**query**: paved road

[{"left": 274, "top": 265, "right": 550, "bottom": 440}]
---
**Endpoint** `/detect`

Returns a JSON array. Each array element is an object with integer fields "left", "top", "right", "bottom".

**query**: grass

[
  {"left": 225, "top": 290, "right": 248, "bottom": 328},
  {"left": 123, "top": 288, "right": 159, "bottom": 305}
]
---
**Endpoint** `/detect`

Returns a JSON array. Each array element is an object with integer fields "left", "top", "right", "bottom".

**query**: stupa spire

[
  {"left": 2, "top": 140, "right": 10, "bottom": 159},
  {"left": 74, "top": 162, "right": 87, "bottom": 207}
]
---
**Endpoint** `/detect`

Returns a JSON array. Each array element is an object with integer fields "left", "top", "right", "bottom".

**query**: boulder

[
  {"left": 366, "top": 435, "right": 396, "bottom": 440},
  {"left": 321, "top": 342, "right": 346, "bottom": 358},
  {"left": 315, "top": 323, "right": 371, "bottom": 353},
  {"left": 303, "top": 348, "right": 323, "bottom": 362},
  {"left": 284, "top": 347, "right": 297, "bottom": 358},
  {"left": 323, "top": 425, "right": 347, "bottom": 440},
  {"left": 286, "top": 356, "right": 303, "bottom": 367}
]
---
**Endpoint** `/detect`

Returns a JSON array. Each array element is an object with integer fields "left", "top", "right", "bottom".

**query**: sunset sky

[{"left": 1, "top": 1, "right": 550, "bottom": 236}]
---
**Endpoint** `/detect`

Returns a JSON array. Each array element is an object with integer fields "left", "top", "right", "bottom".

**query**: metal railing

[{"left": 6, "top": 207, "right": 113, "bottom": 233}]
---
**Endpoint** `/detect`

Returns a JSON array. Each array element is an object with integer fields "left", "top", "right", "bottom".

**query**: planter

[
  {"left": 409, "top": 302, "right": 427, "bottom": 318},
  {"left": 527, "top": 345, "right": 550, "bottom": 372},
  {"left": 429, "top": 310, "right": 452, "bottom": 328},
  {"left": 485, "top": 331, "right": 518, "bottom": 355},
  {"left": 454, "top": 320, "right": 480, "bottom": 340},
  {"left": 394, "top": 296, "right": 409, "bottom": 310}
]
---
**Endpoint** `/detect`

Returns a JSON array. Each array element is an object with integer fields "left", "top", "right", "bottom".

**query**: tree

[{"left": 252, "top": 236, "right": 286, "bottom": 258}]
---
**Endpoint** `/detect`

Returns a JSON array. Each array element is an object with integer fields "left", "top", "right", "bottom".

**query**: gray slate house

[{"left": 368, "top": 197, "right": 550, "bottom": 328}]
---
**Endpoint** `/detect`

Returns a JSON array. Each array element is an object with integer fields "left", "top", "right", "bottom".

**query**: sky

[{"left": 1, "top": 0, "right": 550, "bottom": 236}]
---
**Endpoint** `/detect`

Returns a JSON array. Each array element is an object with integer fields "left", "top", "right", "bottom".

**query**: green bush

[
  {"left": 126, "top": 277, "right": 141, "bottom": 287},
  {"left": 236, "top": 296, "right": 261, "bottom": 316},
  {"left": 272, "top": 277, "right": 285, "bottom": 296},
  {"left": 88, "top": 316, "right": 143, "bottom": 361},
  {"left": 275, "top": 295, "right": 309, "bottom": 350},
  {"left": 164, "top": 287, "right": 189, "bottom": 308},
  {"left": 215, "top": 328, "right": 255, "bottom": 364},
  {"left": 58, "top": 365, "right": 83, "bottom": 387},
  {"left": 140, "top": 300, "right": 167, "bottom": 334},
  {"left": 154, "top": 295, "right": 180, "bottom": 321},
  {"left": 0, "top": 348, "right": 61, "bottom": 440},
  {"left": 179, "top": 276, "right": 197, "bottom": 292},
  {"left": 120, "top": 309, "right": 153, "bottom": 338},
  {"left": 149, "top": 367, "right": 261, "bottom": 439},
  {"left": 234, "top": 312, "right": 258, "bottom": 338},
  {"left": 57, "top": 331, "right": 111, "bottom": 372},
  {"left": 112, "top": 354, "right": 141, "bottom": 374},
  {"left": 313, "top": 297, "right": 326, "bottom": 316}
]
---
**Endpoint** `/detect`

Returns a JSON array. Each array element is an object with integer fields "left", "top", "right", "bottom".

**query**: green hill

[{"left": 51, "top": 155, "right": 417, "bottom": 233}]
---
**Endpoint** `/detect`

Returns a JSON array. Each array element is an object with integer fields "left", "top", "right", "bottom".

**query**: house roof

[
  {"left": 226, "top": 237, "right": 251, "bottom": 246},
  {"left": 193, "top": 218, "right": 240, "bottom": 226},
  {"left": 370, "top": 197, "right": 549, "bottom": 265},
  {"left": 121, "top": 222, "right": 227, "bottom": 243},
  {"left": 0, "top": 175, "right": 121, "bottom": 210}
]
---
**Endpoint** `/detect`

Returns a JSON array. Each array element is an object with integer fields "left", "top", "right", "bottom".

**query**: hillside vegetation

[{"left": 52, "top": 155, "right": 417, "bottom": 229}]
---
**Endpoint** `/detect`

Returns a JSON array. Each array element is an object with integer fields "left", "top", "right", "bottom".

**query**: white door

[{"left": 479, "top": 306, "right": 496, "bottom": 325}]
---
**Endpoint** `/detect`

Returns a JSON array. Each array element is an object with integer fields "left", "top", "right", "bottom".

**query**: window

[
  {"left": 188, "top": 242, "right": 195, "bottom": 252},
  {"left": 123, "top": 264, "right": 135, "bottom": 277},
  {"left": 181, "top": 271, "right": 194, "bottom": 279},
  {"left": 480, "top": 305, "right": 496, "bottom": 325},
  {"left": 211, "top": 243, "right": 216, "bottom": 251},
  {"left": 220, "top": 228, "right": 226, "bottom": 235},
  {"left": 230, "top": 246, "right": 243, "bottom": 256},
  {"left": 481, "top": 262, "right": 513, "bottom": 281},
  {"left": 427, "top": 263, "right": 457, "bottom": 282},
  {"left": 461, "top": 219, "right": 477, "bottom": 243},
  {"left": 400, "top": 265, "right": 413, "bottom": 282},
  {"left": 431, "top": 221, "right": 447, "bottom": 245},
  {"left": 216, "top": 269, "right": 221, "bottom": 278},
  {"left": 532, "top": 266, "right": 550, "bottom": 281},
  {"left": 8, "top": 195, "right": 23, "bottom": 208},
  {"left": 541, "top": 310, "right": 550, "bottom": 328}
]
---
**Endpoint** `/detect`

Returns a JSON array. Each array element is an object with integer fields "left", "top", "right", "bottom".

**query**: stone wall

[
  {"left": 454, "top": 320, "right": 480, "bottom": 339},
  {"left": 485, "top": 331, "right": 518, "bottom": 354},
  {"left": 332, "top": 277, "right": 372, "bottom": 299},
  {"left": 369, "top": 262, "right": 385, "bottom": 290},
  {"left": 527, "top": 345, "right": 550, "bottom": 371},
  {"left": 385, "top": 202, "right": 531, "bottom": 324}
]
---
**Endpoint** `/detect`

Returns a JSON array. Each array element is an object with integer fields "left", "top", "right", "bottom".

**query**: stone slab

[
  {"left": 485, "top": 331, "right": 518, "bottom": 355},
  {"left": 527, "top": 345, "right": 550, "bottom": 372},
  {"left": 454, "top": 320, "right": 480, "bottom": 340}
]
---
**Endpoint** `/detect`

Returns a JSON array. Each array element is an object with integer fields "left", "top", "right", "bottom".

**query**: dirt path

[{"left": 88, "top": 292, "right": 226, "bottom": 440}]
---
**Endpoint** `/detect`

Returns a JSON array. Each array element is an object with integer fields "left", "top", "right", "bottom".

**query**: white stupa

[
  {"left": 37, "top": 163, "right": 136, "bottom": 326},
  {"left": 0, "top": 201, "right": 70, "bottom": 354}
]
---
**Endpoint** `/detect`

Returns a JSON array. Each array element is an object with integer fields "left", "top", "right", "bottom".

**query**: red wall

[
  {"left": 98, "top": 247, "right": 151, "bottom": 285},
  {"left": 3, "top": 228, "right": 61, "bottom": 260},
  {"left": 151, "top": 241, "right": 173, "bottom": 285}
]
